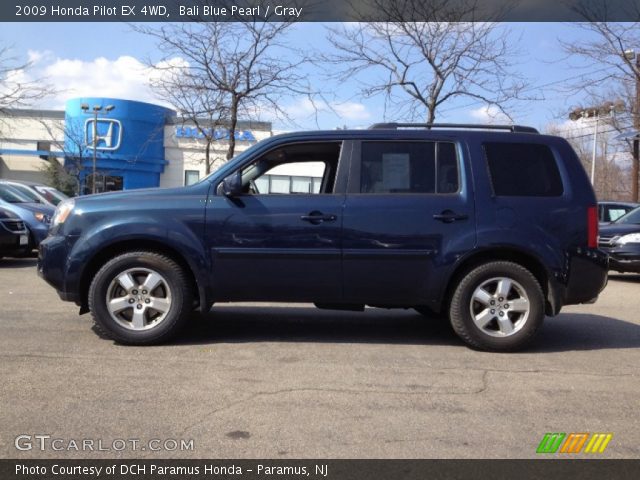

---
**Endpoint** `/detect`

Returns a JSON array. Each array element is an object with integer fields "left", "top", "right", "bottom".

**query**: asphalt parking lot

[{"left": 1, "top": 258, "right": 639, "bottom": 459}]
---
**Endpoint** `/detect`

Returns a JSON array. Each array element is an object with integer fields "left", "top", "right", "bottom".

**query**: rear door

[{"left": 342, "top": 139, "right": 476, "bottom": 305}]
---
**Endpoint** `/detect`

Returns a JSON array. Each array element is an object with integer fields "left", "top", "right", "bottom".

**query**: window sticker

[{"left": 382, "top": 153, "right": 410, "bottom": 190}]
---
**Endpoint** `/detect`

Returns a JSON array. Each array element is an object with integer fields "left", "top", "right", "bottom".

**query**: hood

[
  {"left": 9, "top": 202, "right": 56, "bottom": 216},
  {"left": 0, "top": 200, "right": 53, "bottom": 216},
  {"left": 599, "top": 223, "right": 640, "bottom": 236},
  {"left": 72, "top": 184, "right": 209, "bottom": 208}
]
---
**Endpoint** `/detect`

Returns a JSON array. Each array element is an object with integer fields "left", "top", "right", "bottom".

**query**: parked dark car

[
  {"left": 0, "top": 206, "right": 30, "bottom": 259},
  {"left": 598, "top": 201, "right": 639, "bottom": 224},
  {"left": 0, "top": 183, "right": 55, "bottom": 248},
  {"left": 39, "top": 123, "right": 608, "bottom": 351},
  {"left": 599, "top": 206, "right": 640, "bottom": 273}
]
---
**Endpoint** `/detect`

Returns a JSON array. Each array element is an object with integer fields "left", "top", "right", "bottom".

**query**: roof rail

[{"left": 368, "top": 123, "right": 539, "bottom": 134}]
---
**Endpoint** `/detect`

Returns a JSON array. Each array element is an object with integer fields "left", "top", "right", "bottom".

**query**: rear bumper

[{"left": 562, "top": 248, "right": 608, "bottom": 307}]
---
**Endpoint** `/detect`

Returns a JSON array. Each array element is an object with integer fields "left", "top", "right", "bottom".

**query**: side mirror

[{"left": 220, "top": 171, "right": 243, "bottom": 197}]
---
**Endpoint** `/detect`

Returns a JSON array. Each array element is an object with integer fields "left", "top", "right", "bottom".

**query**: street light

[
  {"left": 81, "top": 103, "right": 115, "bottom": 194},
  {"left": 569, "top": 102, "right": 623, "bottom": 186}
]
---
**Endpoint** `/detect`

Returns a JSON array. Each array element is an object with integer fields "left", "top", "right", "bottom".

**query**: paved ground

[{"left": 1, "top": 258, "right": 639, "bottom": 459}]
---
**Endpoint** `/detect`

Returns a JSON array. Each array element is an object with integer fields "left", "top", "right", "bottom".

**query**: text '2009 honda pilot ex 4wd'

[{"left": 38, "top": 123, "right": 608, "bottom": 351}]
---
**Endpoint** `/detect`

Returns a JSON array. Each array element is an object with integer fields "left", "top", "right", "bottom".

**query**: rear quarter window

[{"left": 483, "top": 142, "right": 563, "bottom": 197}]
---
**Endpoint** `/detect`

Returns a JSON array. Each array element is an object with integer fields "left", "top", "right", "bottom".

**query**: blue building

[{"left": 65, "top": 98, "right": 173, "bottom": 193}]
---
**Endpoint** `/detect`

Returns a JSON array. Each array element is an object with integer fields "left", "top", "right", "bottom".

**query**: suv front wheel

[
  {"left": 88, "top": 251, "right": 193, "bottom": 345},
  {"left": 449, "top": 261, "right": 545, "bottom": 351}
]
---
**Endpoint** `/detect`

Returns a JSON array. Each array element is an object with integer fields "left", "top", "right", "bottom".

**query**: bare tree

[
  {"left": 323, "top": 0, "right": 526, "bottom": 123},
  {"left": 134, "top": 17, "right": 312, "bottom": 164},
  {"left": 38, "top": 118, "right": 86, "bottom": 195},
  {"left": 142, "top": 50, "right": 230, "bottom": 174},
  {"left": 560, "top": 18, "right": 640, "bottom": 200},
  {"left": 0, "top": 46, "right": 49, "bottom": 132}
]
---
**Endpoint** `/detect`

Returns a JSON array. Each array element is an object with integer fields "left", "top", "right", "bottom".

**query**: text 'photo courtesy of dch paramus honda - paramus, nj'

[{"left": 38, "top": 123, "right": 608, "bottom": 352}]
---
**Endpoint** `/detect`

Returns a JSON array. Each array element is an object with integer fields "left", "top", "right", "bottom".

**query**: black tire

[
  {"left": 88, "top": 251, "right": 193, "bottom": 345},
  {"left": 449, "top": 261, "right": 545, "bottom": 352}
]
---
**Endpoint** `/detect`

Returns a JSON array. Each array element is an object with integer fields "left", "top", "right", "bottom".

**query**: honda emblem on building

[{"left": 85, "top": 118, "right": 123, "bottom": 151}]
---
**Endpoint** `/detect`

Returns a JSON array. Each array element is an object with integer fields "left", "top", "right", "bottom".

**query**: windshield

[
  {"left": 616, "top": 207, "right": 640, "bottom": 225},
  {"left": 0, "top": 184, "right": 33, "bottom": 203},
  {"left": 7, "top": 183, "right": 43, "bottom": 203}
]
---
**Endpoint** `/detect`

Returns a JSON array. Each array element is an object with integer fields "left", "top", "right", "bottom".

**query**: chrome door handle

[
  {"left": 300, "top": 211, "right": 337, "bottom": 224},
  {"left": 433, "top": 211, "right": 469, "bottom": 223}
]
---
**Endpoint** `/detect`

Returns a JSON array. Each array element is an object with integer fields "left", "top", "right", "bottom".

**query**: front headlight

[
  {"left": 614, "top": 233, "right": 640, "bottom": 245},
  {"left": 33, "top": 212, "right": 52, "bottom": 224},
  {"left": 51, "top": 199, "right": 75, "bottom": 228}
]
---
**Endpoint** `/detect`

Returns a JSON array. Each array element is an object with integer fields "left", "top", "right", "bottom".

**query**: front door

[{"left": 205, "top": 141, "right": 348, "bottom": 302}]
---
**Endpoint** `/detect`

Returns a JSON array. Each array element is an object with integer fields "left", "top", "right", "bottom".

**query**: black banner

[
  {"left": 2, "top": 460, "right": 640, "bottom": 480},
  {"left": 2, "top": 0, "right": 640, "bottom": 22}
]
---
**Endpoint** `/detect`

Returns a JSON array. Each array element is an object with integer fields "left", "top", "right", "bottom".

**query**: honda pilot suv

[{"left": 38, "top": 124, "right": 608, "bottom": 351}]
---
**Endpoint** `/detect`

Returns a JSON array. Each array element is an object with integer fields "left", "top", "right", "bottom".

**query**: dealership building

[{"left": 0, "top": 97, "right": 273, "bottom": 193}]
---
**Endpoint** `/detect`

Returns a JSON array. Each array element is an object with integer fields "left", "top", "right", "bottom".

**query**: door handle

[
  {"left": 300, "top": 211, "right": 337, "bottom": 225},
  {"left": 433, "top": 210, "right": 469, "bottom": 223}
]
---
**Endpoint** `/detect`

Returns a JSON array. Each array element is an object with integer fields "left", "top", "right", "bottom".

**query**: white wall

[{"left": 0, "top": 114, "right": 65, "bottom": 184}]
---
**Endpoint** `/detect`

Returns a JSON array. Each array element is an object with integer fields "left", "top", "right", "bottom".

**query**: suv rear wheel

[
  {"left": 449, "top": 261, "right": 544, "bottom": 351},
  {"left": 88, "top": 251, "right": 192, "bottom": 345}
]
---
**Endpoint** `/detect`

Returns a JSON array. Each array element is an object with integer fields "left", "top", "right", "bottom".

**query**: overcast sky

[{"left": 0, "top": 22, "right": 623, "bottom": 137}]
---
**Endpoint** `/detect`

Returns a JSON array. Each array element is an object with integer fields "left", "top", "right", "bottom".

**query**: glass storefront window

[{"left": 184, "top": 170, "right": 200, "bottom": 186}]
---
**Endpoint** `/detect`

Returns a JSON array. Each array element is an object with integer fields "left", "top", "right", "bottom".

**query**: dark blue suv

[{"left": 38, "top": 124, "right": 608, "bottom": 351}]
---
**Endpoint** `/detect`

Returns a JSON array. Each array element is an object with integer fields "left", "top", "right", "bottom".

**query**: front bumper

[
  {"left": 601, "top": 243, "right": 640, "bottom": 273},
  {"left": 28, "top": 221, "right": 51, "bottom": 247},
  {"left": 0, "top": 220, "right": 30, "bottom": 256},
  {"left": 0, "top": 235, "right": 30, "bottom": 256},
  {"left": 37, "top": 234, "right": 81, "bottom": 304}
]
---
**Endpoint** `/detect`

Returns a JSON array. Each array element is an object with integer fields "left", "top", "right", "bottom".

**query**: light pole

[
  {"left": 80, "top": 103, "right": 115, "bottom": 194},
  {"left": 569, "top": 102, "right": 622, "bottom": 187},
  {"left": 624, "top": 49, "right": 640, "bottom": 202}
]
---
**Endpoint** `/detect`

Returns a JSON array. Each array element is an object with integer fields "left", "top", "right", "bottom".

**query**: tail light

[{"left": 587, "top": 205, "right": 598, "bottom": 248}]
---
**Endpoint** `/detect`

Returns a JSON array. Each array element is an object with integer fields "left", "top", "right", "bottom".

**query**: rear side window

[
  {"left": 360, "top": 141, "right": 459, "bottom": 194},
  {"left": 483, "top": 142, "right": 563, "bottom": 197}
]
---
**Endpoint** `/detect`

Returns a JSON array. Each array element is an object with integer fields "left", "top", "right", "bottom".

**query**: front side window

[
  {"left": 483, "top": 142, "right": 563, "bottom": 197},
  {"left": 251, "top": 163, "right": 327, "bottom": 194},
  {"left": 239, "top": 142, "right": 341, "bottom": 195},
  {"left": 360, "top": 141, "right": 459, "bottom": 194},
  {"left": 104, "top": 176, "right": 123, "bottom": 192}
]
